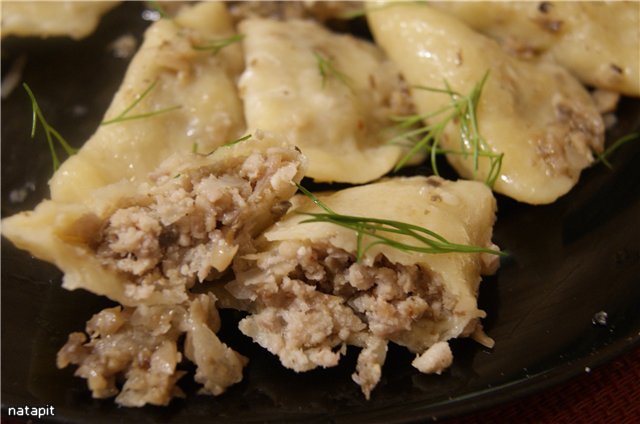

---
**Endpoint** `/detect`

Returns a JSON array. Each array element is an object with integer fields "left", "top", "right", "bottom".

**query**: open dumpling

[
  {"left": 2, "top": 133, "right": 306, "bottom": 306},
  {"left": 227, "top": 176, "right": 500, "bottom": 398},
  {"left": 368, "top": 3, "right": 605, "bottom": 204}
]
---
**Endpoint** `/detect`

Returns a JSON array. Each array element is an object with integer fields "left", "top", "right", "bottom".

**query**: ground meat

[
  {"left": 94, "top": 143, "right": 303, "bottom": 303},
  {"left": 57, "top": 303, "right": 187, "bottom": 406},
  {"left": 238, "top": 276, "right": 366, "bottom": 372},
  {"left": 289, "top": 244, "right": 451, "bottom": 338},
  {"left": 230, "top": 242, "right": 455, "bottom": 398},
  {"left": 57, "top": 293, "right": 246, "bottom": 407},
  {"left": 352, "top": 336, "right": 387, "bottom": 399},
  {"left": 535, "top": 92, "right": 604, "bottom": 178}
]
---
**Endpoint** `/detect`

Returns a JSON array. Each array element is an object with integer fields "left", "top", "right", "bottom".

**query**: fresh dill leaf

[
  {"left": 222, "top": 134, "right": 252, "bottom": 147},
  {"left": 313, "top": 51, "right": 351, "bottom": 89},
  {"left": 101, "top": 80, "right": 181, "bottom": 126},
  {"left": 392, "top": 71, "right": 504, "bottom": 188},
  {"left": 594, "top": 133, "right": 639, "bottom": 169},
  {"left": 205, "top": 134, "right": 252, "bottom": 155},
  {"left": 192, "top": 34, "right": 244, "bottom": 55},
  {"left": 23, "top": 83, "right": 77, "bottom": 171},
  {"left": 296, "top": 184, "right": 505, "bottom": 261},
  {"left": 192, "top": 142, "right": 199, "bottom": 153},
  {"left": 296, "top": 183, "right": 333, "bottom": 213}
]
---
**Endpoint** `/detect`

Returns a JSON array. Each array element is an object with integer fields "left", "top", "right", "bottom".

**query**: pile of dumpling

[{"left": 2, "top": 1, "right": 637, "bottom": 406}]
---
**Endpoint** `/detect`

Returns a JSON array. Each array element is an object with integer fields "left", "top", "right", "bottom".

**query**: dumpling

[
  {"left": 368, "top": 2, "right": 605, "bottom": 204},
  {"left": 430, "top": 1, "right": 640, "bottom": 97},
  {"left": 237, "top": 18, "right": 417, "bottom": 184},
  {"left": 2, "top": 133, "right": 306, "bottom": 306},
  {"left": 1, "top": 1, "right": 119, "bottom": 40},
  {"left": 227, "top": 176, "right": 500, "bottom": 398},
  {"left": 49, "top": 2, "right": 246, "bottom": 203}
]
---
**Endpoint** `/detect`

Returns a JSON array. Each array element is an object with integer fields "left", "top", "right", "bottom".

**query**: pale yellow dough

[
  {"left": 238, "top": 18, "right": 416, "bottom": 184},
  {"left": 431, "top": 1, "right": 640, "bottom": 97},
  {"left": 1, "top": 1, "right": 120, "bottom": 40},
  {"left": 49, "top": 2, "right": 245, "bottom": 203},
  {"left": 368, "top": 2, "right": 604, "bottom": 204}
]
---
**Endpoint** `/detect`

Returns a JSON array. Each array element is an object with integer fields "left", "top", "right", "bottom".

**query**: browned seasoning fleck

[
  {"left": 538, "top": 2, "right": 552, "bottom": 14},
  {"left": 610, "top": 64, "right": 623, "bottom": 74}
]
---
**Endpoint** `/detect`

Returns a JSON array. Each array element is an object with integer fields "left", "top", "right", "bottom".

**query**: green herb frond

[
  {"left": 392, "top": 71, "right": 503, "bottom": 188},
  {"left": 296, "top": 184, "right": 505, "bottom": 262},
  {"left": 23, "top": 83, "right": 77, "bottom": 171},
  {"left": 204, "top": 133, "right": 252, "bottom": 156},
  {"left": 222, "top": 133, "right": 252, "bottom": 147},
  {"left": 594, "top": 132, "right": 639, "bottom": 169},
  {"left": 101, "top": 80, "right": 181, "bottom": 126},
  {"left": 313, "top": 51, "right": 352, "bottom": 89},
  {"left": 192, "top": 34, "right": 244, "bottom": 54}
]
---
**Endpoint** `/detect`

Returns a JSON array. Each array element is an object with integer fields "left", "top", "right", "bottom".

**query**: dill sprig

[
  {"left": 594, "top": 132, "right": 639, "bottom": 169},
  {"left": 192, "top": 34, "right": 244, "bottom": 54},
  {"left": 222, "top": 133, "right": 251, "bottom": 147},
  {"left": 23, "top": 83, "right": 77, "bottom": 171},
  {"left": 313, "top": 51, "right": 351, "bottom": 89},
  {"left": 101, "top": 80, "right": 181, "bottom": 126},
  {"left": 204, "top": 134, "right": 252, "bottom": 155},
  {"left": 391, "top": 71, "right": 504, "bottom": 188},
  {"left": 296, "top": 184, "right": 505, "bottom": 261}
]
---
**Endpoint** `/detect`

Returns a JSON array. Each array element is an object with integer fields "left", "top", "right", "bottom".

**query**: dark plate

[{"left": 2, "top": 3, "right": 640, "bottom": 423}]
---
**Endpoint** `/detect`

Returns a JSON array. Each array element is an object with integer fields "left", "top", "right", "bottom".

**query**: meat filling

[
  {"left": 94, "top": 145, "right": 302, "bottom": 302},
  {"left": 231, "top": 241, "right": 455, "bottom": 398},
  {"left": 57, "top": 293, "right": 247, "bottom": 407},
  {"left": 287, "top": 244, "right": 452, "bottom": 338}
]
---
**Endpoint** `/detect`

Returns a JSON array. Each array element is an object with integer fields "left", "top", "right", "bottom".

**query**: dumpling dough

[
  {"left": 228, "top": 176, "right": 499, "bottom": 398},
  {"left": 430, "top": 1, "right": 640, "bottom": 97},
  {"left": 1, "top": 1, "right": 119, "bottom": 40},
  {"left": 49, "top": 2, "right": 246, "bottom": 203},
  {"left": 2, "top": 134, "right": 306, "bottom": 306},
  {"left": 238, "top": 18, "right": 416, "bottom": 184},
  {"left": 368, "top": 2, "right": 604, "bottom": 204}
]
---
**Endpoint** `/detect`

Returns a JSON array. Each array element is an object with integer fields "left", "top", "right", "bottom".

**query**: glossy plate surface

[{"left": 2, "top": 4, "right": 640, "bottom": 423}]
